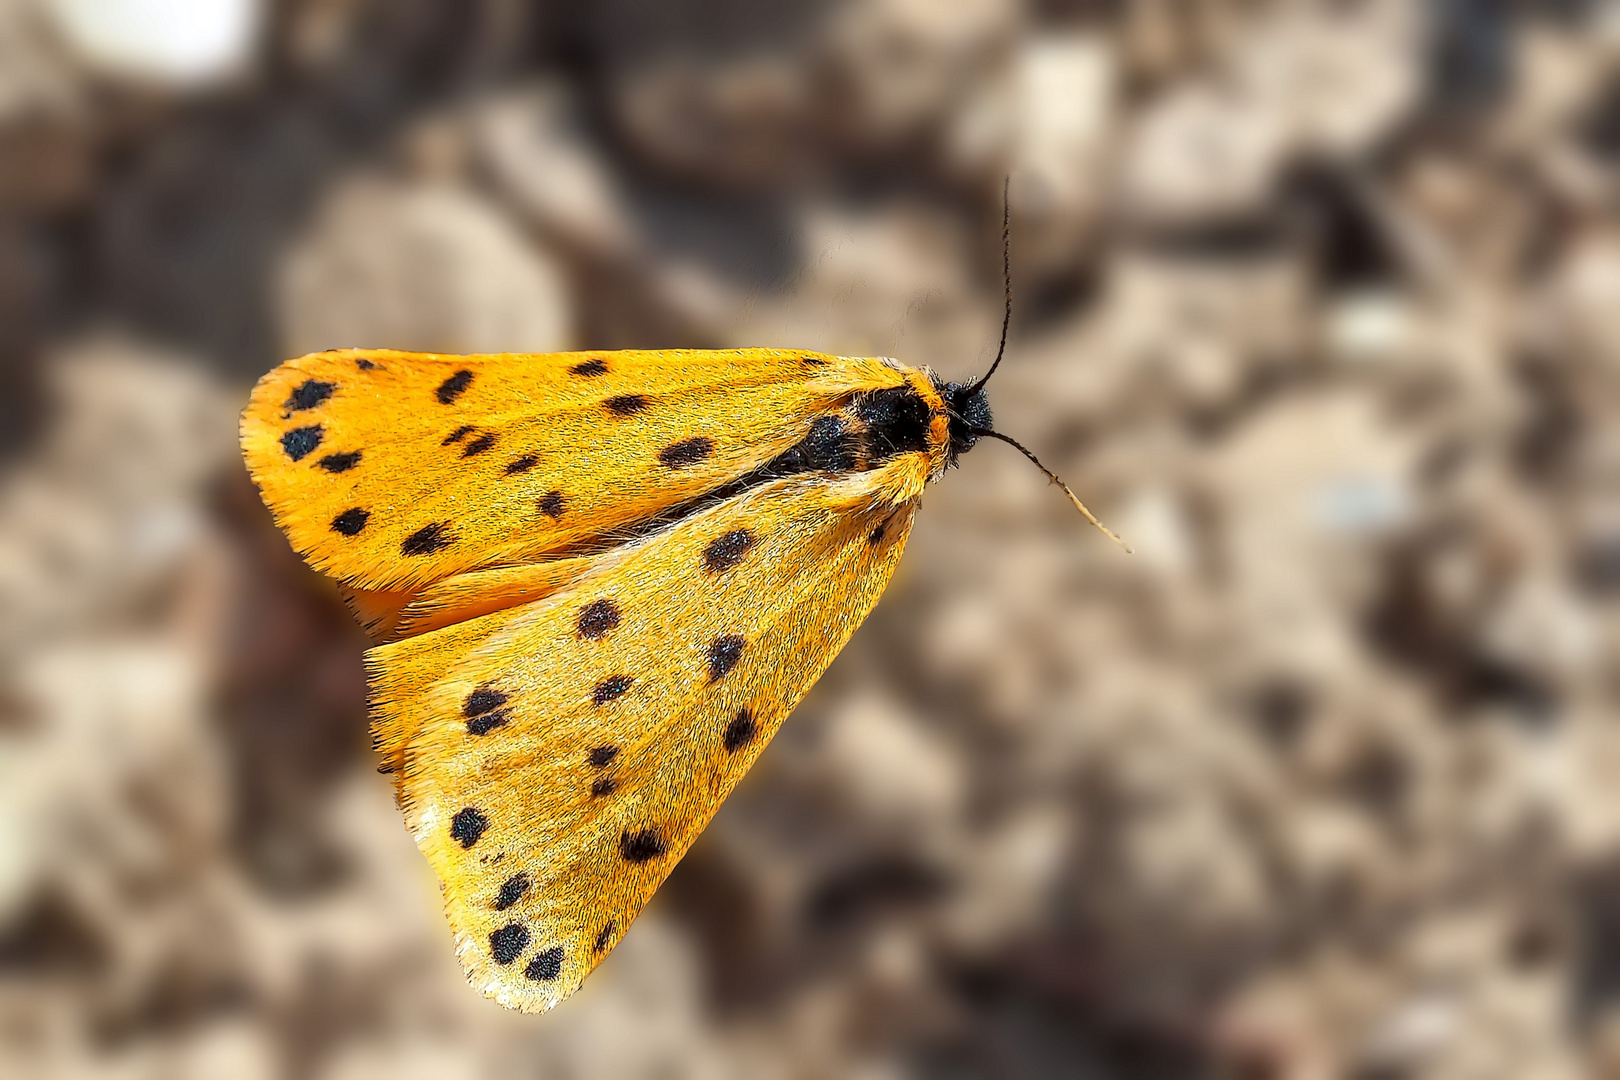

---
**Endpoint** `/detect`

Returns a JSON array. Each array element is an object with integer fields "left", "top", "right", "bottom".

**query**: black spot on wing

[
  {"left": 604, "top": 394, "right": 648, "bottom": 416},
  {"left": 525, "top": 945, "right": 564, "bottom": 981},
  {"left": 703, "top": 529, "right": 756, "bottom": 573},
  {"left": 467, "top": 710, "right": 510, "bottom": 736},
  {"left": 437, "top": 370, "right": 473, "bottom": 404},
  {"left": 571, "top": 358, "right": 608, "bottom": 376},
  {"left": 594, "top": 922, "right": 615, "bottom": 953},
  {"left": 450, "top": 807, "right": 488, "bottom": 848},
  {"left": 464, "top": 688, "right": 508, "bottom": 716},
  {"left": 494, "top": 873, "right": 530, "bottom": 911},
  {"left": 577, "top": 599, "right": 621, "bottom": 640},
  {"left": 442, "top": 424, "right": 475, "bottom": 446},
  {"left": 723, "top": 709, "right": 757, "bottom": 752},
  {"left": 589, "top": 744, "right": 618, "bottom": 793},
  {"left": 538, "top": 491, "right": 565, "bottom": 519},
  {"left": 285, "top": 379, "right": 334, "bottom": 411},
  {"left": 461, "top": 432, "right": 496, "bottom": 457},
  {"left": 402, "top": 522, "right": 454, "bottom": 555},
  {"left": 659, "top": 437, "right": 714, "bottom": 468},
  {"left": 356, "top": 358, "right": 376, "bottom": 370},
  {"left": 505, "top": 454, "right": 538, "bottom": 475},
  {"left": 619, "top": 828, "right": 666, "bottom": 863},
  {"left": 708, "top": 635, "right": 746, "bottom": 681},
  {"left": 802, "top": 355, "right": 827, "bottom": 366},
  {"left": 318, "top": 450, "right": 361, "bottom": 473},
  {"left": 331, "top": 508, "right": 369, "bottom": 535},
  {"left": 464, "top": 687, "right": 510, "bottom": 735},
  {"left": 490, "top": 922, "right": 529, "bottom": 965},
  {"left": 281, "top": 425, "right": 323, "bottom": 461},
  {"left": 593, "top": 675, "right": 632, "bottom": 706}
]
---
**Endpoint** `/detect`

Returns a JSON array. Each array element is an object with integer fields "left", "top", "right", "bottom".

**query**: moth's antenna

[
  {"left": 972, "top": 428, "right": 1132, "bottom": 552},
  {"left": 956, "top": 181, "right": 1127, "bottom": 552},
  {"left": 966, "top": 178, "right": 1013, "bottom": 397}
]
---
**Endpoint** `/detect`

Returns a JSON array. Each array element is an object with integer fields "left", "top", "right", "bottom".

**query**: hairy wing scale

[
  {"left": 366, "top": 460, "right": 925, "bottom": 1011},
  {"left": 241, "top": 347, "right": 907, "bottom": 592}
]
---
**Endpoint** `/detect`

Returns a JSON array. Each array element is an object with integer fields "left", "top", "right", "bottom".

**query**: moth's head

[
  {"left": 941, "top": 378, "right": 992, "bottom": 466},
  {"left": 929, "top": 364, "right": 1130, "bottom": 552}
]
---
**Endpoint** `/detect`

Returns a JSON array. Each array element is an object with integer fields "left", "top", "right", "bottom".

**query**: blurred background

[{"left": 2, "top": 0, "right": 1619, "bottom": 1076}]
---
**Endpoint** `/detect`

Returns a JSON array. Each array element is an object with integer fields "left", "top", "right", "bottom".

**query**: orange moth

[{"left": 240, "top": 224, "right": 1122, "bottom": 1013}]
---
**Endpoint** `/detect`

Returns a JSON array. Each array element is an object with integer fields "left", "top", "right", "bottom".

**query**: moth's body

[{"left": 241, "top": 347, "right": 990, "bottom": 1011}]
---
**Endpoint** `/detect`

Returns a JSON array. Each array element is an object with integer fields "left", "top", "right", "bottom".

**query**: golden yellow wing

[
  {"left": 240, "top": 347, "right": 909, "bottom": 593},
  {"left": 367, "top": 455, "right": 926, "bottom": 1011}
]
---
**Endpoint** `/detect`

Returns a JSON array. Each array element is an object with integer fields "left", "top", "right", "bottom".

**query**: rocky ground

[{"left": 2, "top": 0, "right": 1620, "bottom": 1077}]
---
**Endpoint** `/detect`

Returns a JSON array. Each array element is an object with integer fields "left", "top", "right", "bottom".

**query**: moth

[{"left": 240, "top": 266, "right": 1122, "bottom": 1014}]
